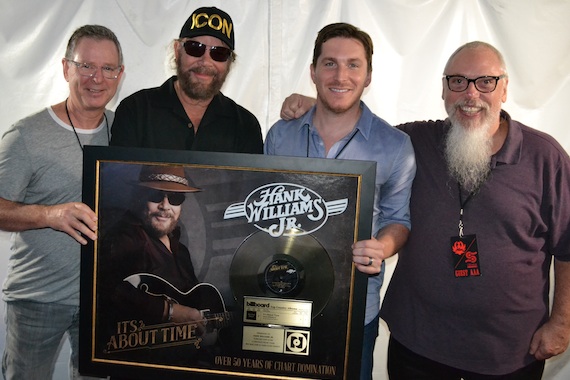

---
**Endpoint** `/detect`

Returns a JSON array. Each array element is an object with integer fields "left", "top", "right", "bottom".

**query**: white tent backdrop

[{"left": 1, "top": 0, "right": 569, "bottom": 378}]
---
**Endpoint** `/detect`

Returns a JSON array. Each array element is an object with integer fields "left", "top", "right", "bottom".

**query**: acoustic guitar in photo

[{"left": 123, "top": 273, "right": 233, "bottom": 346}]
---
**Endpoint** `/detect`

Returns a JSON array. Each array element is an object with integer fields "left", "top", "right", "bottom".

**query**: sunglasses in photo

[
  {"left": 182, "top": 40, "right": 233, "bottom": 62},
  {"left": 146, "top": 190, "right": 186, "bottom": 206}
]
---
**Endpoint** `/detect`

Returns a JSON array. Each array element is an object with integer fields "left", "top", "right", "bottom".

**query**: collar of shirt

[
  {"left": 491, "top": 110, "right": 522, "bottom": 168},
  {"left": 299, "top": 101, "right": 375, "bottom": 152}
]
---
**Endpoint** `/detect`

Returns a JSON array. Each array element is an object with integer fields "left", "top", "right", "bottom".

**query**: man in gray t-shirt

[{"left": 0, "top": 25, "right": 124, "bottom": 380}]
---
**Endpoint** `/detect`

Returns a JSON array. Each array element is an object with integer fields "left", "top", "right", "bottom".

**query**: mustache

[
  {"left": 188, "top": 66, "right": 217, "bottom": 77},
  {"left": 455, "top": 100, "right": 489, "bottom": 109},
  {"left": 149, "top": 211, "right": 173, "bottom": 219}
]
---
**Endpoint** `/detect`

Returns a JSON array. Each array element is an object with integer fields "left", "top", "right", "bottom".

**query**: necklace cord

[
  {"left": 306, "top": 124, "right": 358, "bottom": 159},
  {"left": 64, "top": 98, "right": 109, "bottom": 151}
]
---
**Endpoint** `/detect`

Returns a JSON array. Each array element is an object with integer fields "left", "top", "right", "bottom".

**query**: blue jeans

[
  {"left": 360, "top": 313, "right": 380, "bottom": 380},
  {"left": 2, "top": 300, "right": 101, "bottom": 380}
]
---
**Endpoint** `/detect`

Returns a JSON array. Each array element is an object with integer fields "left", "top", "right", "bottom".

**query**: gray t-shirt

[{"left": 0, "top": 107, "right": 111, "bottom": 305}]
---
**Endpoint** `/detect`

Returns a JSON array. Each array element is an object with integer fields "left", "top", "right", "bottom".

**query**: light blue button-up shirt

[{"left": 265, "top": 101, "right": 416, "bottom": 324}]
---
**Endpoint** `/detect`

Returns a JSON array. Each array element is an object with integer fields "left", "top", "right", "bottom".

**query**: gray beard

[
  {"left": 444, "top": 120, "right": 493, "bottom": 192},
  {"left": 177, "top": 64, "right": 227, "bottom": 101}
]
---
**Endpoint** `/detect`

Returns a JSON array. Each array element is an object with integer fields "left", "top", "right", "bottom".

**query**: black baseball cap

[{"left": 179, "top": 7, "right": 234, "bottom": 50}]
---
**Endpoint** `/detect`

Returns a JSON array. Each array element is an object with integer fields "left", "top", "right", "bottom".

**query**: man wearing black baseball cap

[{"left": 110, "top": 6, "right": 263, "bottom": 154}]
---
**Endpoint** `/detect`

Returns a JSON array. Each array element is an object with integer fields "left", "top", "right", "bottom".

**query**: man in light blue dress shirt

[{"left": 264, "top": 22, "right": 416, "bottom": 380}]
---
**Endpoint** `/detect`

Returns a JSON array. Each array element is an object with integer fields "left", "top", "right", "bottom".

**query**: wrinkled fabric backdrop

[{"left": 1, "top": 1, "right": 569, "bottom": 378}]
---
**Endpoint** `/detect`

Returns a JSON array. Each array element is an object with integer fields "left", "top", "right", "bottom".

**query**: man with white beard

[
  {"left": 381, "top": 41, "right": 570, "bottom": 379},
  {"left": 280, "top": 40, "right": 570, "bottom": 379}
]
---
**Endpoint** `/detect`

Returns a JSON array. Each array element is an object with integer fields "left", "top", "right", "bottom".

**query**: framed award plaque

[{"left": 79, "top": 146, "right": 375, "bottom": 380}]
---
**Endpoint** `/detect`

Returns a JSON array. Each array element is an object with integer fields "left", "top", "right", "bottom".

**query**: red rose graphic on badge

[{"left": 452, "top": 240, "right": 467, "bottom": 255}]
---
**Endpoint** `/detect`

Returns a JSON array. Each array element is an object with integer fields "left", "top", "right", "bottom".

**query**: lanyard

[
  {"left": 306, "top": 124, "right": 358, "bottom": 159},
  {"left": 456, "top": 163, "right": 494, "bottom": 237},
  {"left": 457, "top": 183, "right": 474, "bottom": 238}
]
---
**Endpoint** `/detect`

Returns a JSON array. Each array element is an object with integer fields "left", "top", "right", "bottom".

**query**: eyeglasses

[
  {"left": 147, "top": 190, "right": 186, "bottom": 206},
  {"left": 66, "top": 59, "right": 122, "bottom": 79},
  {"left": 182, "top": 40, "right": 233, "bottom": 62},
  {"left": 444, "top": 75, "right": 506, "bottom": 93}
]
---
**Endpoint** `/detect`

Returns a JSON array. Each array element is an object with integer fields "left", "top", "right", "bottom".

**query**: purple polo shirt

[{"left": 381, "top": 110, "right": 570, "bottom": 375}]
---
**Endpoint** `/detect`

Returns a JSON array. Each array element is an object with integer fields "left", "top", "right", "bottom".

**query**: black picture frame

[{"left": 80, "top": 145, "right": 376, "bottom": 380}]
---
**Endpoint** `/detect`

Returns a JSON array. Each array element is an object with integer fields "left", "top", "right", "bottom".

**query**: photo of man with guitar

[
  {"left": 96, "top": 164, "right": 232, "bottom": 367},
  {"left": 82, "top": 153, "right": 371, "bottom": 380}
]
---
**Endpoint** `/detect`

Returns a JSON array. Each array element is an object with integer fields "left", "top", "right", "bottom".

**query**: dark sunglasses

[
  {"left": 183, "top": 40, "right": 232, "bottom": 62},
  {"left": 147, "top": 190, "right": 186, "bottom": 206}
]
